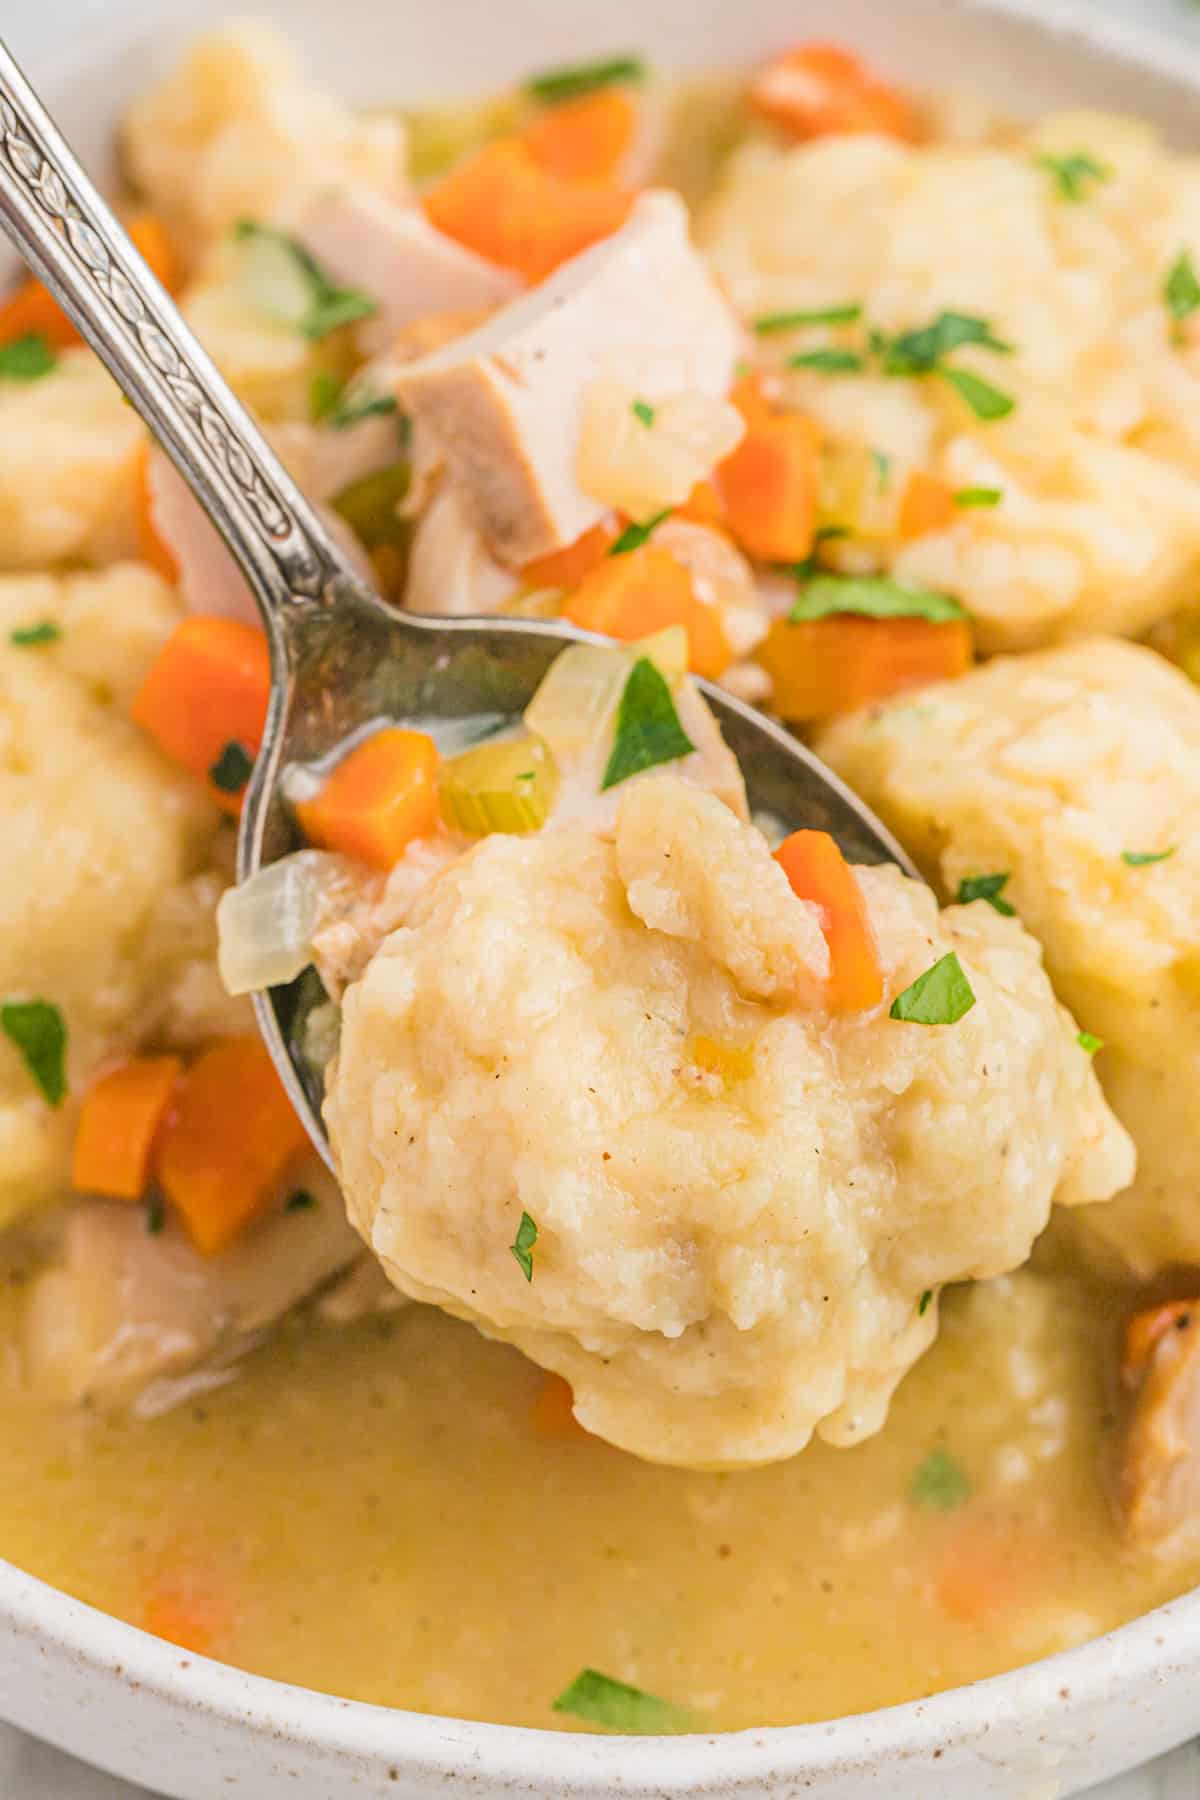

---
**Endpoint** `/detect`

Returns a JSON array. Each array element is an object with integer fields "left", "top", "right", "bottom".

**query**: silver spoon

[{"left": 0, "top": 39, "right": 917, "bottom": 1167}]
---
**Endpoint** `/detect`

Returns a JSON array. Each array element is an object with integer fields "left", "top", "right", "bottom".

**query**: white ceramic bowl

[{"left": 4, "top": 1, "right": 1200, "bottom": 1793}]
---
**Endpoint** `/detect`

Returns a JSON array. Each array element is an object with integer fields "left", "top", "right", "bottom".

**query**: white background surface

[{"left": 5, "top": 0, "right": 1200, "bottom": 1791}]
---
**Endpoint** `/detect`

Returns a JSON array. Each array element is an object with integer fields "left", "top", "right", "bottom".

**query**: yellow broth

[{"left": 0, "top": 1245, "right": 1194, "bottom": 1731}]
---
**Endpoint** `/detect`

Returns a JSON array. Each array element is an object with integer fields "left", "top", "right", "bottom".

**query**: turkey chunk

[
  {"left": 325, "top": 776, "right": 1130, "bottom": 1468},
  {"left": 394, "top": 191, "right": 742, "bottom": 564}
]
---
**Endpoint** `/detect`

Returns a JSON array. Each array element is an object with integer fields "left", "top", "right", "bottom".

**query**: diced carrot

[
  {"left": 0, "top": 212, "right": 180, "bottom": 351},
  {"left": 296, "top": 727, "right": 441, "bottom": 870},
  {"left": 676, "top": 478, "right": 727, "bottom": 531},
  {"left": 757, "top": 613, "right": 972, "bottom": 721},
  {"left": 935, "top": 1531, "right": 1013, "bottom": 1625},
  {"left": 532, "top": 1373, "right": 589, "bottom": 1439},
  {"left": 774, "top": 830, "right": 883, "bottom": 1012},
  {"left": 749, "top": 42, "right": 920, "bottom": 143},
  {"left": 562, "top": 543, "right": 734, "bottom": 679},
  {"left": 142, "top": 1569, "right": 232, "bottom": 1655},
  {"left": 521, "top": 519, "right": 617, "bottom": 590},
  {"left": 156, "top": 1036, "right": 310, "bottom": 1256},
  {"left": 898, "top": 470, "right": 956, "bottom": 541},
  {"left": 522, "top": 89, "right": 637, "bottom": 183},
  {"left": 423, "top": 138, "right": 632, "bottom": 284},
  {"left": 1122, "top": 1300, "right": 1198, "bottom": 1389},
  {"left": 718, "top": 379, "right": 822, "bottom": 564},
  {"left": 133, "top": 442, "right": 179, "bottom": 584},
  {"left": 71, "top": 1055, "right": 183, "bottom": 1202},
  {"left": 131, "top": 616, "right": 271, "bottom": 816}
]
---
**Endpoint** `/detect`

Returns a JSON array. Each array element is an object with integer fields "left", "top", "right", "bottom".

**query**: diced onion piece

[
  {"left": 229, "top": 230, "right": 314, "bottom": 330},
  {"left": 576, "top": 378, "right": 744, "bottom": 519},
  {"left": 523, "top": 641, "right": 631, "bottom": 761},
  {"left": 217, "top": 850, "right": 359, "bottom": 995},
  {"left": 633, "top": 624, "right": 689, "bottom": 685},
  {"left": 439, "top": 734, "right": 559, "bottom": 836}
]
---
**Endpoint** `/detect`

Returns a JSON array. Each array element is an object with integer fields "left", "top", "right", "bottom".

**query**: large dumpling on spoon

[{"left": 324, "top": 777, "right": 1131, "bottom": 1468}]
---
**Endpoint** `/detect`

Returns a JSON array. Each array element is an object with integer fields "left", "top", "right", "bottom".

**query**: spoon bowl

[{"left": 0, "top": 35, "right": 918, "bottom": 1161}]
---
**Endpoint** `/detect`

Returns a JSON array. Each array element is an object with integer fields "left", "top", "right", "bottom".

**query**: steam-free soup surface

[{"left": 0, "top": 1249, "right": 1193, "bottom": 1730}]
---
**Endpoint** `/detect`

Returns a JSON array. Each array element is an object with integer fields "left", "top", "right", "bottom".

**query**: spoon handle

[{"left": 0, "top": 37, "right": 376, "bottom": 645}]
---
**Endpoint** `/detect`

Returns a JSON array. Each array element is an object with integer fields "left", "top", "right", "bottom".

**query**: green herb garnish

[
  {"left": 939, "top": 366, "right": 1015, "bottom": 420},
  {"left": 286, "top": 1188, "right": 317, "bottom": 1213},
  {"left": 1035, "top": 150, "right": 1110, "bottom": 203},
  {"left": 9, "top": 620, "right": 60, "bottom": 647},
  {"left": 953, "top": 487, "right": 1002, "bottom": 508},
  {"left": 209, "top": 740, "right": 254, "bottom": 796},
  {"left": 910, "top": 1448, "right": 971, "bottom": 1511},
  {"left": 145, "top": 1193, "right": 166, "bottom": 1235},
  {"left": 526, "top": 55, "right": 645, "bottom": 104},
  {"left": 918, "top": 1289, "right": 933, "bottom": 1316},
  {"left": 788, "top": 572, "right": 965, "bottom": 625},
  {"left": 1165, "top": 251, "right": 1200, "bottom": 327},
  {"left": 954, "top": 872, "right": 1015, "bottom": 916},
  {"left": 601, "top": 657, "right": 695, "bottom": 791},
  {"left": 871, "top": 449, "right": 892, "bottom": 493},
  {"left": 1121, "top": 847, "right": 1176, "bottom": 867},
  {"left": 511, "top": 1210, "right": 538, "bottom": 1281},
  {"left": 0, "top": 333, "right": 57, "bottom": 381},
  {"left": 875, "top": 311, "right": 1015, "bottom": 421},
  {"left": 889, "top": 953, "right": 976, "bottom": 1025},
  {"left": 754, "top": 303, "right": 862, "bottom": 333},
  {"left": 788, "top": 348, "right": 864, "bottom": 374},
  {"left": 309, "top": 369, "right": 344, "bottom": 423},
  {"left": 552, "top": 1669, "right": 695, "bottom": 1734},
  {"left": 632, "top": 399, "right": 656, "bottom": 428},
  {"left": 1, "top": 1000, "right": 67, "bottom": 1106},
  {"left": 608, "top": 509, "right": 670, "bottom": 556},
  {"left": 331, "top": 389, "right": 400, "bottom": 432},
  {"left": 1077, "top": 1031, "right": 1104, "bottom": 1055},
  {"left": 233, "top": 220, "right": 378, "bottom": 341}
]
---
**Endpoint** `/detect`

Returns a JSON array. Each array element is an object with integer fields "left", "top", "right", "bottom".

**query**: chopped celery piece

[
  {"left": 440, "top": 734, "right": 559, "bottom": 836},
  {"left": 634, "top": 625, "right": 688, "bottom": 685},
  {"left": 523, "top": 642, "right": 630, "bottom": 761},
  {"left": 330, "top": 461, "right": 412, "bottom": 549},
  {"left": 406, "top": 94, "right": 526, "bottom": 184}
]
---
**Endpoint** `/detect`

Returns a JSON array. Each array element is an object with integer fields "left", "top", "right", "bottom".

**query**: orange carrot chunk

[
  {"left": 562, "top": 543, "right": 734, "bottom": 679},
  {"left": 156, "top": 1036, "right": 310, "bottom": 1256},
  {"left": 142, "top": 1569, "right": 233, "bottom": 1655},
  {"left": 1122, "top": 1300, "right": 1199, "bottom": 1389},
  {"left": 521, "top": 519, "right": 618, "bottom": 590},
  {"left": 774, "top": 830, "right": 883, "bottom": 1012},
  {"left": 531, "top": 1372, "right": 589, "bottom": 1438},
  {"left": 424, "top": 138, "right": 632, "bottom": 284},
  {"left": 898, "top": 470, "right": 956, "bottom": 541},
  {"left": 131, "top": 616, "right": 271, "bottom": 817},
  {"left": 522, "top": 89, "right": 637, "bottom": 183},
  {"left": 749, "top": 42, "right": 920, "bottom": 143},
  {"left": 295, "top": 727, "right": 441, "bottom": 870},
  {"left": 71, "top": 1055, "right": 183, "bottom": 1203},
  {"left": 757, "top": 613, "right": 972, "bottom": 721},
  {"left": 0, "top": 212, "right": 180, "bottom": 350},
  {"left": 719, "top": 380, "right": 822, "bottom": 564},
  {"left": 675, "top": 478, "right": 727, "bottom": 531}
]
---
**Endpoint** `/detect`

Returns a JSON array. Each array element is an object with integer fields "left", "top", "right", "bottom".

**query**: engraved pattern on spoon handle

[{"left": 0, "top": 36, "right": 374, "bottom": 632}]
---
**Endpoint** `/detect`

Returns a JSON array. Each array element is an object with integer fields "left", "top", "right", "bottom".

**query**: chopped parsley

[
  {"left": 331, "top": 389, "right": 400, "bottom": 432},
  {"left": 1121, "top": 847, "right": 1176, "bottom": 867},
  {"left": 145, "top": 1192, "right": 166, "bottom": 1235},
  {"left": 787, "top": 348, "right": 864, "bottom": 374},
  {"left": 525, "top": 55, "right": 645, "bottom": 104},
  {"left": 608, "top": 509, "right": 671, "bottom": 556},
  {"left": 788, "top": 572, "right": 965, "bottom": 625},
  {"left": 871, "top": 448, "right": 893, "bottom": 493},
  {"left": 9, "top": 620, "right": 60, "bottom": 647},
  {"left": 551, "top": 1669, "right": 695, "bottom": 1734},
  {"left": 286, "top": 1188, "right": 317, "bottom": 1213},
  {"left": 889, "top": 953, "right": 976, "bottom": 1026},
  {"left": 910, "top": 1448, "right": 971, "bottom": 1511},
  {"left": 0, "top": 332, "right": 57, "bottom": 381},
  {"left": 954, "top": 872, "right": 1015, "bottom": 916},
  {"left": 1077, "top": 1031, "right": 1104, "bottom": 1056},
  {"left": 1165, "top": 251, "right": 1200, "bottom": 328},
  {"left": 308, "top": 369, "right": 344, "bottom": 423},
  {"left": 754, "top": 303, "right": 862, "bottom": 333},
  {"left": 875, "top": 311, "right": 1015, "bottom": 421},
  {"left": 631, "top": 398, "right": 656, "bottom": 428},
  {"left": 1035, "top": 150, "right": 1110, "bottom": 203},
  {"left": 233, "top": 220, "right": 377, "bottom": 341},
  {"left": 918, "top": 1289, "right": 934, "bottom": 1316},
  {"left": 953, "top": 486, "right": 1002, "bottom": 508},
  {"left": 208, "top": 740, "right": 254, "bottom": 796},
  {"left": 601, "top": 657, "right": 695, "bottom": 791},
  {"left": 1, "top": 1000, "right": 67, "bottom": 1106},
  {"left": 780, "top": 524, "right": 850, "bottom": 584},
  {"left": 511, "top": 1210, "right": 538, "bottom": 1281}
]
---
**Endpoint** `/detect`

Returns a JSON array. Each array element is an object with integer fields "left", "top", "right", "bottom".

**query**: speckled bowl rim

[{"left": 5, "top": 0, "right": 1200, "bottom": 1789}]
